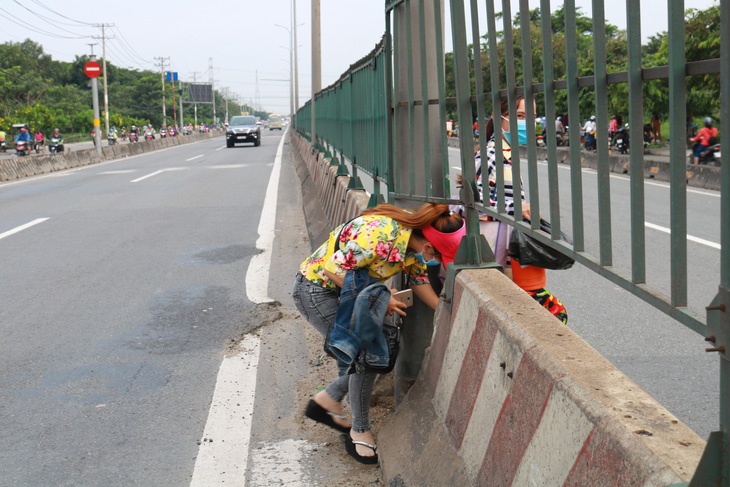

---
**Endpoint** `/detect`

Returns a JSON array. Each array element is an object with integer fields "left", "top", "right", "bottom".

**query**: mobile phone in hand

[{"left": 392, "top": 289, "right": 413, "bottom": 307}]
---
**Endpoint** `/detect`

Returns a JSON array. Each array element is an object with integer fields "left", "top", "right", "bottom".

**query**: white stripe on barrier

[
  {"left": 433, "top": 291, "right": 480, "bottom": 418},
  {"left": 511, "top": 384, "right": 594, "bottom": 486},
  {"left": 459, "top": 330, "right": 521, "bottom": 481}
]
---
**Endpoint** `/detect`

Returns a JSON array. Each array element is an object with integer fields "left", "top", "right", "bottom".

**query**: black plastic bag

[{"left": 508, "top": 219, "right": 575, "bottom": 270}]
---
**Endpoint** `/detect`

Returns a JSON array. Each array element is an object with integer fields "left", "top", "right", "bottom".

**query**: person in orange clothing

[{"left": 693, "top": 117, "right": 718, "bottom": 165}]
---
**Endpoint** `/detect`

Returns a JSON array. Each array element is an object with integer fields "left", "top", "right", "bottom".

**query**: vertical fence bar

[
  {"left": 501, "top": 0, "right": 523, "bottom": 222},
  {"left": 518, "top": 0, "right": 539, "bottom": 233},
  {"left": 591, "top": 0, "right": 613, "bottom": 267},
  {"left": 469, "top": 0, "right": 488, "bottom": 194},
  {"left": 668, "top": 0, "right": 688, "bottom": 307},
  {"left": 626, "top": 0, "right": 646, "bottom": 285},
  {"left": 539, "top": 0, "right": 559, "bottom": 234},
  {"left": 405, "top": 0, "right": 416, "bottom": 194},
  {"left": 418, "top": 0, "right": 433, "bottom": 197},
  {"left": 386, "top": 11, "right": 396, "bottom": 199},
  {"left": 449, "top": 0, "right": 483, "bottom": 264},
  {"left": 485, "top": 0, "right": 505, "bottom": 215},
  {"left": 433, "top": 0, "right": 451, "bottom": 198},
  {"left": 563, "top": 0, "right": 584, "bottom": 251},
  {"left": 721, "top": 5, "right": 730, "bottom": 479},
  {"left": 721, "top": 0, "right": 730, "bottom": 292}
]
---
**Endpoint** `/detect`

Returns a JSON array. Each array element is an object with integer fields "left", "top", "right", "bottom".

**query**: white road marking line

[
  {"left": 0, "top": 218, "right": 49, "bottom": 241},
  {"left": 645, "top": 222, "right": 721, "bottom": 250},
  {"left": 100, "top": 170, "right": 136, "bottom": 175},
  {"left": 190, "top": 333, "right": 261, "bottom": 487},
  {"left": 191, "top": 134, "right": 287, "bottom": 485},
  {"left": 216, "top": 146, "right": 226, "bottom": 151},
  {"left": 186, "top": 155, "right": 204, "bottom": 161},
  {"left": 533, "top": 161, "right": 720, "bottom": 197},
  {"left": 130, "top": 168, "right": 184, "bottom": 183},
  {"left": 210, "top": 164, "right": 248, "bottom": 169},
  {"left": 245, "top": 133, "right": 285, "bottom": 304}
]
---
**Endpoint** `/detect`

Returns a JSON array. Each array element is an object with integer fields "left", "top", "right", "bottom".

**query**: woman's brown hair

[{"left": 360, "top": 203, "right": 462, "bottom": 233}]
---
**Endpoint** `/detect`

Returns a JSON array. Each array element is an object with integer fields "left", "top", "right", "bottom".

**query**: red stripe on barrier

[
  {"left": 564, "top": 426, "right": 646, "bottom": 487},
  {"left": 477, "top": 348, "right": 555, "bottom": 486},
  {"left": 445, "top": 307, "right": 498, "bottom": 449},
  {"left": 424, "top": 284, "right": 465, "bottom": 395}
]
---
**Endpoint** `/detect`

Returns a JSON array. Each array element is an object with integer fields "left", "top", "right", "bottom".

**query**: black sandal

[
  {"left": 304, "top": 399, "right": 350, "bottom": 433},
  {"left": 343, "top": 433, "right": 378, "bottom": 465}
]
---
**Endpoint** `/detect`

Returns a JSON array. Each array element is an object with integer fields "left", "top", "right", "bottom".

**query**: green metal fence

[{"left": 296, "top": 1, "right": 729, "bottom": 483}]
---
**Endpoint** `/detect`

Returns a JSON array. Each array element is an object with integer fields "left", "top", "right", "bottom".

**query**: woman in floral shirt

[{"left": 293, "top": 203, "right": 465, "bottom": 464}]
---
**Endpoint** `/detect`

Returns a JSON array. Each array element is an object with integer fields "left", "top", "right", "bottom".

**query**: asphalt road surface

[{"left": 0, "top": 132, "right": 302, "bottom": 486}]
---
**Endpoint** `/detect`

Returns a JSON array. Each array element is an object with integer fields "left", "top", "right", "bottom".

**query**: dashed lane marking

[
  {"left": 0, "top": 218, "right": 49, "bottom": 241},
  {"left": 645, "top": 222, "right": 721, "bottom": 250},
  {"left": 130, "top": 168, "right": 185, "bottom": 183}
]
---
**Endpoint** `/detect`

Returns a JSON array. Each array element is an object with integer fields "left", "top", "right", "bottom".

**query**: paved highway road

[
  {"left": 0, "top": 133, "right": 288, "bottom": 485},
  {"left": 448, "top": 146, "right": 720, "bottom": 440}
]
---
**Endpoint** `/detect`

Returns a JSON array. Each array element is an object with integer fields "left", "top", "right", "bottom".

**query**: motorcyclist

[
  {"left": 582, "top": 115, "right": 597, "bottom": 152},
  {"left": 0, "top": 127, "right": 6, "bottom": 151},
  {"left": 693, "top": 117, "right": 718, "bottom": 165},
  {"left": 15, "top": 127, "right": 31, "bottom": 145},
  {"left": 121, "top": 126, "right": 127, "bottom": 140},
  {"left": 555, "top": 116, "right": 566, "bottom": 145},
  {"left": 34, "top": 130, "right": 45, "bottom": 152},
  {"left": 130, "top": 125, "right": 139, "bottom": 141},
  {"left": 50, "top": 128, "right": 64, "bottom": 151}
]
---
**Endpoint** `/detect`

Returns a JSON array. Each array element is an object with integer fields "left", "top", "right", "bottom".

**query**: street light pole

[
  {"left": 311, "top": 0, "right": 321, "bottom": 143},
  {"left": 293, "top": 0, "right": 300, "bottom": 112},
  {"left": 274, "top": 23, "right": 294, "bottom": 117}
]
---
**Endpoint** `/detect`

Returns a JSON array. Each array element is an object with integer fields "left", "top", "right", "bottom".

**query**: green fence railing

[{"left": 296, "top": 1, "right": 729, "bottom": 483}]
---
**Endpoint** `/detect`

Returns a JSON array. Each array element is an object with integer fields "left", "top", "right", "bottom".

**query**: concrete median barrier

[
  {"left": 379, "top": 269, "right": 703, "bottom": 486},
  {"left": 1, "top": 132, "right": 222, "bottom": 182}
]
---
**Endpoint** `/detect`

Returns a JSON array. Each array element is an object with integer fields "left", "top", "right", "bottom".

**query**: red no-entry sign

[{"left": 84, "top": 61, "right": 102, "bottom": 78}]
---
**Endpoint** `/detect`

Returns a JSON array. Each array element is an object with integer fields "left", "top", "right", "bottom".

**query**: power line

[
  {"left": 0, "top": 7, "right": 87, "bottom": 39},
  {"left": 110, "top": 25, "right": 152, "bottom": 65},
  {"left": 27, "top": 0, "right": 95, "bottom": 26},
  {"left": 12, "top": 0, "right": 90, "bottom": 37}
]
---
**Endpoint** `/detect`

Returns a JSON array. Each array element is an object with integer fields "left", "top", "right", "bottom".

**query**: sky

[{"left": 0, "top": 0, "right": 718, "bottom": 115}]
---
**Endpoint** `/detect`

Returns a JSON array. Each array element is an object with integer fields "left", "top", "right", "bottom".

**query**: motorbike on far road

[
  {"left": 15, "top": 140, "right": 29, "bottom": 156},
  {"left": 49, "top": 137, "right": 64, "bottom": 153}
]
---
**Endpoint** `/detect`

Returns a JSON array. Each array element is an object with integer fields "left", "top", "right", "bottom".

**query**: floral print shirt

[{"left": 299, "top": 215, "right": 430, "bottom": 291}]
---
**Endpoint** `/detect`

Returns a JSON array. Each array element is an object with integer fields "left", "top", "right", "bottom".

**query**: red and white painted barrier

[{"left": 380, "top": 270, "right": 703, "bottom": 486}]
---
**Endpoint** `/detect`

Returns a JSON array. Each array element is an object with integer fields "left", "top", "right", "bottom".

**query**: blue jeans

[{"left": 292, "top": 273, "right": 377, "bottom": 433}]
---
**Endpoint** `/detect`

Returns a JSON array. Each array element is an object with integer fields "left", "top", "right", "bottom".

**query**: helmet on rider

[
  {"left": 624, "top": 123, "right": 630, "bottom": 129},
  {"left": 590, "top": 115, "right": 596, "bottom": 121},
  {"left": 704, "top": 117, "right": 713, "bottom": 127}
]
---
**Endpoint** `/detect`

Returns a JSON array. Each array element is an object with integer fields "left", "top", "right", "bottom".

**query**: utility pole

[
  {"left": 209, "top": 58, "right": 216, "bottom": 124},
  {"left": 293, "top": 0, "right": 300, "bottom": 111},
  {"left": 88, "top": 43, "right": 102, "bottom": 158},
  {"left": 311, "top": 0, "right": 321, "bottom": 142},
  {"left": 191, "top": 71, "right": 199, "bottom": 128},
  {"left": 155, "top": 57, "right": 170, "bottom": 127},
  {"left": 255, "top": 70, "right": 261, "bottom": 114},
  {"left": 179, "top": 79, "right": 184, "bottom": 129},
  {"left": 94, "top": 23, "right": 114, "bottom": 137}
]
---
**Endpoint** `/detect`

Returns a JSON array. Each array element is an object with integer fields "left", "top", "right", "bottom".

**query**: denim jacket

[{"left": 328, "top": 268, "right": 391, "bottom": 375}]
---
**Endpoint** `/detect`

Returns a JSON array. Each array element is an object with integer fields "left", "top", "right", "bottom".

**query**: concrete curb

[
  {"left": 379, "top": 270, "right": 703, "bottom": 486},
  {"left": 0, "top": 132, "right": 221, "bottom": 183}
]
